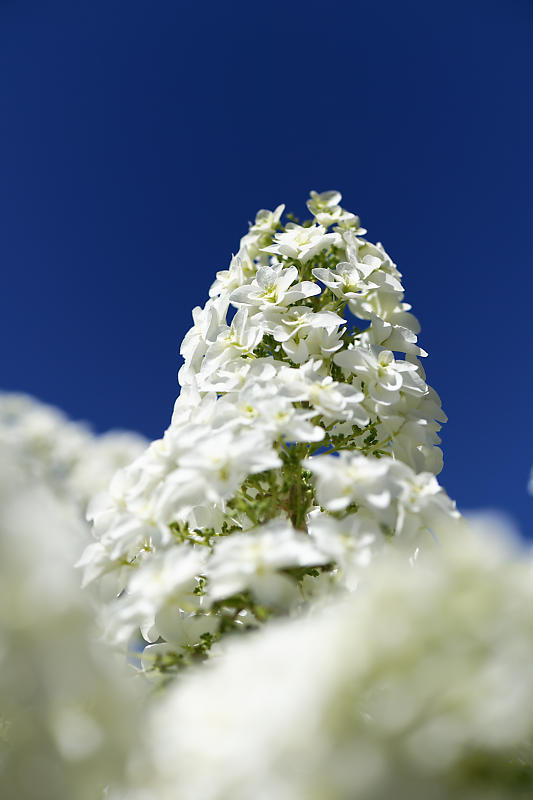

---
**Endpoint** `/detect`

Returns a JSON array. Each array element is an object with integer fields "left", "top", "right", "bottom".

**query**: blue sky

[{"left": 1, "top": 0, "right": 532, "bottom": 533}]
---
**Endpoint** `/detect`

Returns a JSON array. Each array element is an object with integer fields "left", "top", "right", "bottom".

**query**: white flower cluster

[
  {"left": 121, "top": 519, "right": 533, "bottom": 800},
  {"left": 0, "top": 453, "right": 144, "bottom": 800},
  {"left": 0, "top": 393, "right": 147, "bottom": 515},
  {"left": 80, "top": 191, "right": 457, "bottom": 672},
  {"left": 3, "top": 195, "right": 529, "bottom": 799}
]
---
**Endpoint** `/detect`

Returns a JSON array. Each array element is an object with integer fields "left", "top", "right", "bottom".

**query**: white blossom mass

[{"left": 2, "top": 192, "right": 532, "bottom": 799}]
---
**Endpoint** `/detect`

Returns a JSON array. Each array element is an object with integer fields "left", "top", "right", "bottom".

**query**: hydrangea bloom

[
  {"left": 120, "top": 519, "right": 533, "bottom": 800},
  {"left": 80, "top": 191, "right": 458, "bottom": 673}
]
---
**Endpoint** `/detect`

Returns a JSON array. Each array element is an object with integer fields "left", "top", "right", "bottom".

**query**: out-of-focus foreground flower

[
  {"left": 0, "top": 449, "right": 146, "bottom": 800},
  {"left": 121, "top": 519, "right": 533, "bottom": 800}
]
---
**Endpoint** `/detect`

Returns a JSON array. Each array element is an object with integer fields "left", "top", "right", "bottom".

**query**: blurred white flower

[
  {"left": 124, "top": 519, "right": 533, "bottom": 800},
  {"left": 207, "top": 519, "right": 329, "bottom": 605},
  {"left": 0, "top": 452, "right": 144, "bottom": 800},
  {"left": 0, "top": 393, "right": 147, "bottom": 515}
]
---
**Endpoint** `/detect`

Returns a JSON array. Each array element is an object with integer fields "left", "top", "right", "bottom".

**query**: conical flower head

[{"left": 80, "top": 191, "right": 458, "bottom": 675}]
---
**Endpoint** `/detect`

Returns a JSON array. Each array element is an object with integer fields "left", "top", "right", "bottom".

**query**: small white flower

[
  {"left": 239, "top": 204, "right": 285, "bottom": 259},
  {"left": 263, "top": 305, "right": 344, "bottom": 343},
  {"left": 305, "top": 451, "right": 398, "bottom": 514},
  {"left": 106, "top": 546, "right": 205, "bottom": 643},
  {"left": 261, "top": 305, "right": 345, "bottom": 363},
  {"left": 183, "top": 427, "right": 281, "bottom": 486},
  {"left": 230, "top": 263, "right": 320, "bottom": 312},
  {"left": 209, "top": 247, "right": 256, "bottom": 299},
  {"left": 335, "top": 346, "right": 427, "bottom": 406},
  {"left": 207, "top": 519, "right": 329, "bottom": 604},
  {"left": 179, "top": 296, "right": 227, "bottom": 384},
  {"left": 281, "top": 324, "right": 345, "bottom": 364},
  {"left": 307, "top": 189, "right": 362, "bottom": 228},
  {"left": 200, "top": 308, "right": 264, "bottom": 379},
  {"left": 313, "top": 255, "right": 402, "bottom": 301},
  {"left": 262, "top": 222, "right": 341, "bottom": 262},
  {"left": 395, "top": 470, "right": 459, "bottom": 537},
  {"left": 308, "top": 510, "right": 384, "bottom": 587}
]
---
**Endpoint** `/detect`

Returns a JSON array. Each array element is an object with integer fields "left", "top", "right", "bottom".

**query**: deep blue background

[{"left": 1, "top": 0, "right": 532, "bottom": 533}]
